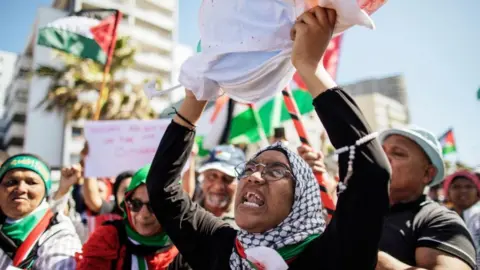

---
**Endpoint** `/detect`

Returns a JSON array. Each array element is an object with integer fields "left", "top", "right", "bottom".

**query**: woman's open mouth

[{"left": 241, "top": 191, "right": 265, "bottom": 208}]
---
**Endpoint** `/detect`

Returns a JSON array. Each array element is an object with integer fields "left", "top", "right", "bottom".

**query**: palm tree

[{"left": 35, "top": 36, "right": 157, "bottom": 121}]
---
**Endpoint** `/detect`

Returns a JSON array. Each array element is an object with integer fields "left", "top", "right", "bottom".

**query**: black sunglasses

[{"left": 127, "top": 199, "right": 153, "bottom": 213}]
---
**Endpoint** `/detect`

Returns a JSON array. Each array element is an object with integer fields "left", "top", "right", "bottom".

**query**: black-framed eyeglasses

[
  {"left": 127, "top": 199, "right": 153, "bottom": 213},
  {"left": 235, "top": 161, "right": 293, "bottom": 182}
]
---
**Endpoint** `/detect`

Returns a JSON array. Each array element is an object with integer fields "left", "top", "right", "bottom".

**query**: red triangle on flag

[
  {"left": 445, "top": 130, "right": 455, "bottom": 145},
  {"left": 210, "top": 95, "right": 229, "bottom": 122},
  {"left": 293, "top": 72, "right": 308, "bottom": 91},
  {"left": 90, "top": 14, "right": 117, "bottom": 53}
]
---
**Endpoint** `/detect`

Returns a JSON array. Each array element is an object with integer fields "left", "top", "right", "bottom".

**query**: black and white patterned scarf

[{"left": 230, "top": 142, "right": 326, "bottom": 269}]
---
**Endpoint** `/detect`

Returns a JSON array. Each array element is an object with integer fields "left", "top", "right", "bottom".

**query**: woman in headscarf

[
  {"left": 0, "top": 153, "right": 81, "bottom": 269},
  {"left": 443, "top": 170, "right": 480, "bottom": 266},
  {"left": 76, "top": 164, "right": 190, "bottom": 270},
  {"left": 146, "top": 7, "right": 390, "bottom": 270}
]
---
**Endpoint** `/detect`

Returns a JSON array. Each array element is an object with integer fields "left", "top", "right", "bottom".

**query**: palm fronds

[{"left": 34, "top": 36, "right": 158, "bottom": 121}]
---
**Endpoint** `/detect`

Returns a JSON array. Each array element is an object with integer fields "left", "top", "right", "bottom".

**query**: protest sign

[{"left": 84, "top": 119, "right": 189, "bottom": 178}]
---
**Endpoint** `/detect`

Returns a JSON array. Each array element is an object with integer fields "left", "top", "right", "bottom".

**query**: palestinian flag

[
  {"left": 195, "top": 82, "right": 318, "bottom": 155},
  {"left": 37, "top": 9, "right": 121, "bottom": 65},
  {"left": 438, "top": 128, "right": 457, "bottom": 155}
]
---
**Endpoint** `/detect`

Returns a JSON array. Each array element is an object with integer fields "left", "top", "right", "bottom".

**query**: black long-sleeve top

[{"left": 147, "top": 88, "right": 391, "bottom": 270}]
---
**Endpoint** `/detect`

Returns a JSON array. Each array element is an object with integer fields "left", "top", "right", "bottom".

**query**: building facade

[
  {"left": 0, "top": 51, "right": 18, "bottom": 118},
  {"left": 3, "top": 0, "right": 179, "bottom": 167},
  {"left": 353, "top": 92, "right": 409, "bottom": 132},
  {"left": 343, "top": 75, "right": 410, "bottom": 131},
  {"left": 342, "top": 74, "right": 408, "bottom": 106},
  {"left": 2, "top": 54, "right": 31, "bottom": 156}
]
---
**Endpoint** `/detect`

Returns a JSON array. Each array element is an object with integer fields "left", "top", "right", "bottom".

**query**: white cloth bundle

[{"left": 179, "top": 0, "right": 386, "bottom": 103}]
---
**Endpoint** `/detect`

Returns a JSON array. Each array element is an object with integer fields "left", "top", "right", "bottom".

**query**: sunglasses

[{"left": 127, "top": 199, "right": 153, "bottom": 213}]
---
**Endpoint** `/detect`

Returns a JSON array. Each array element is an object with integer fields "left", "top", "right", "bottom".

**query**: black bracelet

[{"left": 169, "top": 107, "right": 196, "bottom": 128}]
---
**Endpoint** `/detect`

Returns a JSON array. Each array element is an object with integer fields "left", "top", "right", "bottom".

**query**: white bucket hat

[{"left": 379, "top": 127, "right": 446, "bottom": 187}]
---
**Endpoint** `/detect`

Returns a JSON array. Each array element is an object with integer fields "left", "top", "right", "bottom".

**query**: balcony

[
  {"left": 143, "top": 0, "right": 176, "bottom": 12},
  {"left": 18, "top": 56, "right": 32, "bottom": 70},
  {"left": 118, "top": 69, "right": 154, "bottom": 84},
  {"left": 120, "top": 24, "right": 173, "bottom": 52},
  {"left": 134, "top": 8, "right": 175, "bottom": 31},
  {"left": 133, "top": 26, "right": 173, "bottom": 52},
  {"left": 4, "top": 103, "right": 27, "bottom": 125},
  {"left": 82, "top": 0, "right": 132, "bottom": 15},
  {"left": 135, "top": 53, "right": 172, "bottom": 73},
  {"left": 12, "top": 79, "right": 29, "bottom": 91},
  {"left": 4, "top": 123, "right": 25, "bottom": 147}
]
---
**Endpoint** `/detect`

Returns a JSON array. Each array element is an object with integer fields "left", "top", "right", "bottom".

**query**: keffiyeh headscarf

[{"left": 230, "top": 142, "right": 326, "bottom": 269}]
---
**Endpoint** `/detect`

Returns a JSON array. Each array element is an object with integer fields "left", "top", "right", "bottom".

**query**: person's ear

[{"left": 423, "top": 165, "right": 437, "bottom": 186}]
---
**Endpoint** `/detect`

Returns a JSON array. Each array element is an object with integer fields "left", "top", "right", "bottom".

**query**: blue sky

[{"left": 1, "top": 1, "right": 479, "bottom": 166}]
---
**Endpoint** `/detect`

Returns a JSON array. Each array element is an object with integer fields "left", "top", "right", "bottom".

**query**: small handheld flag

[
  {"left": 143, "top": 81, "right": 182, "bottom": 99},
  {"left": 438, "top": 128, "right": 457, "bottom": 156}
]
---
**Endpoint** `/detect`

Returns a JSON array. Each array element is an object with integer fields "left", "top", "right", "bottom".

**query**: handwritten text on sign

[{"left": 84, "top": 119, "right": 186, "bottom": 178}]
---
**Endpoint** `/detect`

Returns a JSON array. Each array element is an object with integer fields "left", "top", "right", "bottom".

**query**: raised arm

[
  {"left": 146, "top": 93, "right": 237, "bottom": 269},
  {"left": 291, "top": 7, "right": 391, "bottom": 269}
]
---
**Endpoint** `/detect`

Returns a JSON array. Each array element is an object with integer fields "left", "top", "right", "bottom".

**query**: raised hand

[
  {"left": 60, "top": 164, "right": 82, "bottom": 190},
  {"left": 297, "top": 144, "right": 326, "bottom": 174},
  {"left": 53, "top": 164, "right": 83, "bottom": 200},
  {"left": 291, "top": 6, "right": 337, "bottom": 73}
]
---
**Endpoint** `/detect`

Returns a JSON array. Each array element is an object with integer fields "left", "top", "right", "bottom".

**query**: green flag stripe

[
  {"left": 229, "top": 89, "right": 314, "bottom": 143},
  {"left": 442, "top": 144, "right": 456, "bottom": 155},
  {"left": 37, "top": 27, "right": 107, "bottom": 64}
]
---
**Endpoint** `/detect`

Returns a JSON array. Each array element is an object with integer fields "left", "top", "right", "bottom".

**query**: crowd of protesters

[{"left": 0, "top": 7, "right": 477, "bottom": 270}]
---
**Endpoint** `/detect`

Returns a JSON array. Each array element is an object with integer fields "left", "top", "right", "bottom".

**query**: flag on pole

[
  {"left": 195, "top": 86, "right": 315, "bottom": 153},
  {"left": 438, "top": 128, "right": 457, "bottom": 155},
  {"left": 37, "top": 9, "right": 120, "bottom": 65}
]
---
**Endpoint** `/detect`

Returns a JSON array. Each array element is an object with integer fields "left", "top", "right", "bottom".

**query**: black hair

[
  {"left": 274, "top": 127, "right": 286, "bottom": 139},
  {"left": 113, "top": 171, "right": 135, "bottom": 196},
  {"left": 112, "top": 170, "right": 135, "bottom": 215}
]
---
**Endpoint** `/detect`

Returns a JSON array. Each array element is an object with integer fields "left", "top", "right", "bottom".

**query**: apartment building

[
  {"left": 2, "top": 54, "right": 31, "bottom": 156},
  {"left": 343, "top": 74, "right": 409, "bottom": 106},
  {"left": 3, "top": 0, "right": 179, "bottom": 167},
  {"left": 354, "top": 92, "right": 410, "bottom": 132},
  {"left": 0, "top": 51, "right": 18, "bottom": 118}
]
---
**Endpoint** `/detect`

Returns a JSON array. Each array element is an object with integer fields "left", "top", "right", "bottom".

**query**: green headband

[
  {"left": 126, "top": 164, "right": 151, "bottom": 195},
  {"left": 0, "top": 155, "right": 51, "bottom": 194}
]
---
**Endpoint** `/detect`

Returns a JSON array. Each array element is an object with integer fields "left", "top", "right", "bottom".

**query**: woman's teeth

[
  {"left": 243, "top": 201, "right": 260, "bottom": 207},
  {"left": 242, "top": 191, "right": 265, "bottom": 207}
]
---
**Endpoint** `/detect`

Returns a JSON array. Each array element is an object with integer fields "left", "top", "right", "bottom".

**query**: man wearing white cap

[
  {"left": 376, "top": 127, "right": 476, "bottom": 270},
  {"left": 196, "top": 145, "right": 246, "bottom": 227}
]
